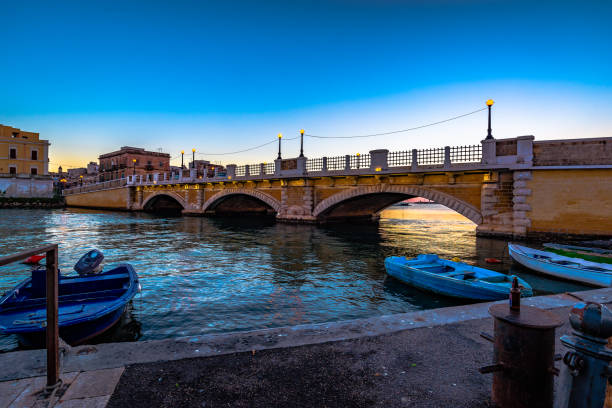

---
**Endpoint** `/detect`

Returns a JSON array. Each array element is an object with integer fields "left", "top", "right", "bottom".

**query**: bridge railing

[{"left": 62, "top": 143, "right": 490, "bottom": 195}]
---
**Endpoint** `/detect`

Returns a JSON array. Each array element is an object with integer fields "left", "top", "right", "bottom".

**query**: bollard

[
  {"left": 556, "top": 302, "right": 612, "bottom": 408},
  {"left": 480, "top": 303, "right": 563, "bottom": 408}
]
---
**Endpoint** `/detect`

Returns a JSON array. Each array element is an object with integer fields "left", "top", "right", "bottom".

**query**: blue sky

[{"left": 1, "top": 0, "right": 611, "bottom": 170}]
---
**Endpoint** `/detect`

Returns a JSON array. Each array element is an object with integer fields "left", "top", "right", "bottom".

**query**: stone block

[
  {"left": 512, "top": 196, "right": 527, "bottom": 204},
  {"left": 482, "top": 195, "right": 498, "bottom": 203},
  {"left": 481, "top": 210, "right": 499, "bottom": 217},
  {"left": 513, "top": 171, "right": 532, "bottom": 181},
  {"left": 513, "top": 180, "right": 528, "bottom": 188},
  {"left": 513, "top": 188, "right": 532, "bottom": 196},
  {"left": 513, "top": 218, "right": 531, "bottom": 227},
  {"left": 513, "top": 210, "right": 528, "bottom": 219},
  {"left": 513, "top": 203, "right": 531, "bottom": 211},
  {"left": 60, "top": 367, "right": 124, "bottom": 402}
]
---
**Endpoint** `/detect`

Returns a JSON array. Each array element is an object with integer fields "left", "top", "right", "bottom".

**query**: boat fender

[
  {"left": 485, "top": 258, "right": 502, "bottom": 264},
  {"left": 451, "top": 257, "right": 461, "bottom": 263}
]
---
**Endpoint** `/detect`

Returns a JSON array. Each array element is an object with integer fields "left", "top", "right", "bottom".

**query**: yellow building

[{"left": 0, "top": 124, "right": 50, "bottom": 176}]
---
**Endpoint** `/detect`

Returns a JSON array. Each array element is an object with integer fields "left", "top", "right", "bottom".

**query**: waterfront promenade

[{"left": 1, "top": 288, "right": 610, "bottom": 407}]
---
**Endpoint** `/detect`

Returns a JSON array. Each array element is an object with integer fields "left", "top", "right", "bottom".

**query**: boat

[
  {"left": 542, "top": 243, "right": 612, "bottom": 265},
  {"left": 384, "top": 254, "right": 533, "bottom": 300},
  {"left": 0, "top": 249, "right": 140, "bottom": 346},
  {"left": 508, "top": 243, "right": 612, "bottom": 287}
]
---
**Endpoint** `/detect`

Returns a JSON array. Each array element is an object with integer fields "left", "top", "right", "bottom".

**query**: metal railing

[
  {"left": 235, "top": 165, "right": 246, "bottom": 177},
  {"left": 417, "top": 148, "right": 445, "bottom": 165},
  {"left": 388, "top": 150, "right": 412, "bottom": 167},
  {"left": 248, "top": 164, "right": 261, "bottom": 176},
  {"left": 450, "top": 144, "right": 482, "bottom": 163},
  {"left": 326, "top": 156, "right": 346, "bottom": 171},
  {"left": 306, "top": 157, "right": 324, "bottom": 172},
  {"left": 349, "top": 154, "right": 370, "bottom": 169},
  {"left": 0, "top": 244, "right": 60, "bottom": 388},
  {"left": 263, "top": 162, "right": 275, "bottom": 175}
]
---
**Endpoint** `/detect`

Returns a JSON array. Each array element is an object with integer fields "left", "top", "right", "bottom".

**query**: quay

[
  {"left": 63, "top": 136, "right": 612, "bottom": 240},
  {"left": 1, "top": 288, "right": 611, "bottom": 407}
]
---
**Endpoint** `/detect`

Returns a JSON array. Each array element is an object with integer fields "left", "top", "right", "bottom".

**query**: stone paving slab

[
  {"left": 55, "top": 396, "right": 110, "bottom": 408},
  {"left": 59, "top": 368, "right": 124, "bottom": 402}
]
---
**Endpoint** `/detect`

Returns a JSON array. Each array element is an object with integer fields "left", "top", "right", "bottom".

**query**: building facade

[
  {"left": 0, "top": 124, "right": 53, "bottom": 197},
  {"left": 0, "top": 124, "right": 50, "bottom": 176},
  {"left": 98, "top": 146, "right": 170, "bottom": 181}
]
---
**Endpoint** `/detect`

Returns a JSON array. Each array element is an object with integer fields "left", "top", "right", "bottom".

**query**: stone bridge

[{"left": 64, "top": 136, "right": 612, "bottom": 240}]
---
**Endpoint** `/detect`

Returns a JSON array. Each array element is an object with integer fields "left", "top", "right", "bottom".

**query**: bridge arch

[
  {"left": 202, "top": 188, "right": 282, "bottom": 214},
  {"left": 142, "top": 191, "right": 187, "bottom": 213},
  {"left": 313, "top": 185, "right": 482, "bottom": 224}
]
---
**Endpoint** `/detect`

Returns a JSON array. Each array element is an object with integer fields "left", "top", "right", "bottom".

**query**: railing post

[
  {"left": 516, "top": 135, "right": 534, "bottom": 165},
  {"left": 370, "top": 149, "right": 388, "bottom": 171},
  {"left": 411, "top": 149, "right": 418, "bottom": 171},
  {"left": 322, "top": 157, "right": 328, "bottom": 173},
  {"left": 46, "top": 245, "right": 59, "bottom": 387},
  {"left": 444, "top": 146, "right": 451, "bottom": 169},
  {"left": 297, "top": 156, "right": 307, "bottom": 175},
  {"left": 226, "top": 164, "right": 236, "bottom": 179},
  {"left": 345, "top": 155, "right": 351, "bottom": 171},
  {"left": 260, "top": 163, "right": 265, "bottom": 175},
  {"left": 275, "top": 159, "right": 282, "bottom": 176},
  {"left": 245, "top": 165, "right": 250, "bottom": 177},
  {"left": 482, "top": 138, "right": 496, "bottom": 165}
]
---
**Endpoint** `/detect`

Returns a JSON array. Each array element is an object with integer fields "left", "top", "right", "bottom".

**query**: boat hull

[
  {"left": 17, "top": 304, "right": 126, "bottom": 347},
  {"left": 508, "top": 244, "right": 612, "bottom": 287},
  {"left": 384, "top": 256, "right": 531, "bottom": 300}
]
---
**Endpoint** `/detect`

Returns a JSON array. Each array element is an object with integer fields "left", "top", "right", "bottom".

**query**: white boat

[{"left": 508, "top": 243, "right": 612, "bottom": 287}]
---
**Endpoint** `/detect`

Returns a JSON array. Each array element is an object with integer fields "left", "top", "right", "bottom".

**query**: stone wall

[
  {"left": 533, "top": 138, "right": 612, "bottom": 166},
  {"left": 0, "top": 175, "right": 53, "bottom": 198},
  {"left": 525, "top": 169, "right": 612, "bottom": 238},
  {"left": 64, "top": 187, "right": 130, "bottom": 210}
]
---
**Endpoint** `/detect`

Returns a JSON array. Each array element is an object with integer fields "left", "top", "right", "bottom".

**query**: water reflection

[{"left": 0, "top": 205, "right": 589, "bottom": 352}]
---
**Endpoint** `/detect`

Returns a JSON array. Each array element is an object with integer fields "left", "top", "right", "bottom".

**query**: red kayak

[{"left": 24, "top": 254, "right": 46, "bottom": 265}]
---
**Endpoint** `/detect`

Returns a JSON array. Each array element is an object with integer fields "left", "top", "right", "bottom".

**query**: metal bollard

[
  {"left": 556, "top": 302, "right": 612, "bottom": 408},
  {"left": 480, "top": 303, "right": 563, "bottom": 408}
]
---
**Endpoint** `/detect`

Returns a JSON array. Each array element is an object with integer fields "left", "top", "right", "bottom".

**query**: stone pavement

[{"left": 0, "top": 367, "right": 124, "bottom": 408}]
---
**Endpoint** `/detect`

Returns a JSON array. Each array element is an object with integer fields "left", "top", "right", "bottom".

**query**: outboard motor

[{"left": 74, "top": 249, "right": 105, "bottom": 276}]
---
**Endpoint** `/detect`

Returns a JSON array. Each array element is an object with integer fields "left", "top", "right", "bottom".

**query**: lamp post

[
  {"left": 181, "top": 150, "right": 185, "bottom": 169},
  {"left": 192, "top": 148, "right": 196, "bottom": 169},
  {"left": 356, "top": 152, "right": 360, "bottom": 169},
  {"left": 132, "top": 159, "right": 136, "bottom": 176},
  {"left": 277, "top": 133, "right": 282, "bottom": 160},
  {"left": 79, "top": 175, "right": 83, "bottom": 185},
  {"left": 299, "top": 129, "right": 305, "bottom": 158},
  {"left": 485, "top": 99, "right": 494, "bottom": 140}
]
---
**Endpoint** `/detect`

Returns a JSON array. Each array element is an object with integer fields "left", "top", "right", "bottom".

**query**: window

[
  {"left": 147, "top": 160, "right": 152, "bottom": 165},
  {"left": 11, "top": 132, "right": 18, "bottom": 138},
  {"left": 31, "top": 167, "right": 38, "bottom": 175},
  {"left": 9, "top": 148, "right": 17, "bottom": 159},
  {"left": 9, "top": 166, "right": 16, "bottom": 174},
  {"left": 159, "top": 162, "right": 163, "bottom": 167},
  {"left": 31, "top": 150, "right": 38, "bottom": 160}
]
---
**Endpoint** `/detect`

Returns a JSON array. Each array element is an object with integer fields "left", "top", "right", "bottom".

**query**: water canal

[{"left": 0, "top": 205, "right": 588, "bottom": 352}]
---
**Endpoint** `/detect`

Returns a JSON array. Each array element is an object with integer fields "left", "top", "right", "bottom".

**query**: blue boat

[
  {"left": 384, "top": 254, "right": 533, "bottom": 300},
  {"left": 0, "top": 250, "right": 140, "bottom": 346}
]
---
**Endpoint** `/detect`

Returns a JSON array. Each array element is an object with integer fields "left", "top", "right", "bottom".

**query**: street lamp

[
  {"left": 356, "top": 152, "right": 360, "bottom": 169},
  {"left": 277, "top": 133, "right": 282, "bottom": 160},
  {"left": 192, "top": 148, "right": 196, "bottom": 168},
  {"left": 132, "top": 159, "right": 136, "bottom": 175},
  {"left": 181, "top": 150, "right": 185, "bottom": 169},
  {"left": 79, "top": 175, "right": 83, "bottom": 185},
  {"left": 299, "top": 129, "right": 305, "bottom": 158},
  {"left": 485, "top": 99, "right": 494, "bottom": 140}
]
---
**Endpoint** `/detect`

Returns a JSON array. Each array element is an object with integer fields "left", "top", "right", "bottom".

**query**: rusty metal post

[
  {"left": 481, "top": 304, "right": 563, "bottom": 408},
  {"left": 0, "top": 244, "right": 60, "bottom": 389},
  {"left": 46, "top": 245, "right": 59, "bottom": 387}
]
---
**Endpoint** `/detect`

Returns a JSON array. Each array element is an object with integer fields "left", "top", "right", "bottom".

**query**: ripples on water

[{"left": 0, "top": 205, "right": 588, "bottom": 351}]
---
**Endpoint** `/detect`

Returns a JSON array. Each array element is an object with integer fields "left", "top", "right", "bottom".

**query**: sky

[{"left": 1, "top": 0, "right": 611, "bottom": 171}]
